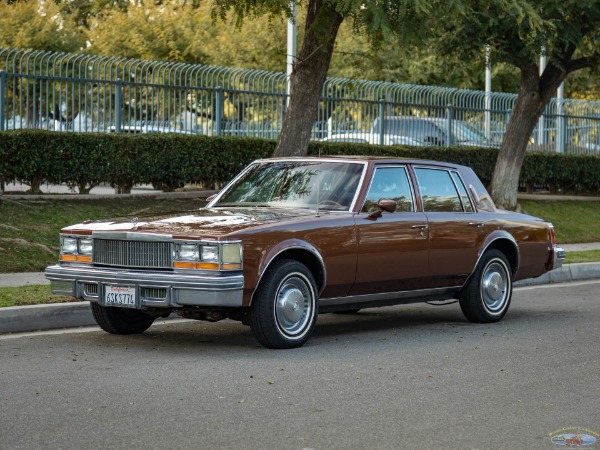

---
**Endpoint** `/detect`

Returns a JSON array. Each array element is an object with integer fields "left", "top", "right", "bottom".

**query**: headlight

[
  {"left": 177, "top": 244, "right": 199, "bottom": 261},
  {"left": 173, "top": 241, "right": 242, "bottom": 271},
  {"left": 78, "top": 238, "right": 93, "bottom": 256},
  {"left": 59, "top": 235, "right": 93, "bottom": 264},
  {"left": 201, "top": 245, "right": 219, "bottom": 263},
  {"left": 61, "top": 237, "right": 78, "bottom": 254}
]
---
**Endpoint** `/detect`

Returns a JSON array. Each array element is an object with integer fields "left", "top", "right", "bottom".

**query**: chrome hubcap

[
  {"left": 275, "top": 274, "right": 313, "bottom": 337},
  {"left": 481, "top": 261, "right": 509, "bottom": 312}
]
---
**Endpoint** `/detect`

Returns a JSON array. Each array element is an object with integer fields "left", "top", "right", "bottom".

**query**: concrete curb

[
  {"left": 1, "top": 262, "right": 599, "bottom": 335},
  {"left": 514, "top": 262, "right": 600, "bottom": 286},
  {"left": 0, "top": 301, "right": 94, "bottom": 333}
]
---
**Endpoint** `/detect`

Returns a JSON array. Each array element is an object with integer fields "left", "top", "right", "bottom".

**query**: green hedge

[{"left": 1, "top": 130, "right": 599, "bottom": 194}]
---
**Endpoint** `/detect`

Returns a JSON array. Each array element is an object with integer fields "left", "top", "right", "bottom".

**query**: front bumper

[
  {"left": 551, "top": 246, "right": 567, "bottom": 271},
  {"left": 45, "top": 265, "right": 244, "bottom": 309}
]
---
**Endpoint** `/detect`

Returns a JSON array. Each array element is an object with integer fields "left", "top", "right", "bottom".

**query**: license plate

[{"left": 104, "top": 285, "right": 136, "bottom": 308}]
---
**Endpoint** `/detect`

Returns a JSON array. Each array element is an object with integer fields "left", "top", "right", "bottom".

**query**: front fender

[{"left": 258, "top": 239, "right": 326, "bottom": 287}]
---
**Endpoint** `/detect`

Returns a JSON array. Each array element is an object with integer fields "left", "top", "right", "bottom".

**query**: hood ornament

[{"left": 131, "top": 217, "right": 138, "bottom": 228}]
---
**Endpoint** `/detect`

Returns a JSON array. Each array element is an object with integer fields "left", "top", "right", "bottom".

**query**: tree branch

[{"left": 566, "top": 54, "right": 600, "bottom": 73}]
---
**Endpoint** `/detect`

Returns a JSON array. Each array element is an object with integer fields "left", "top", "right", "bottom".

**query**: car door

[
  {"left": 350, "top": 165, "right": 429, "bottom": 295},
  {"left": 413, "top": 166, "right": 486, "bottom": 288}
]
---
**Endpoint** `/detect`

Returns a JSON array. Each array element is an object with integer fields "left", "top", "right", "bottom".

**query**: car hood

[{"left": 62, "top": 207, "right": 323, "bottom": 238}]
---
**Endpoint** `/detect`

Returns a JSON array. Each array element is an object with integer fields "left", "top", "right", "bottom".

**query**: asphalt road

[{"left": 1, "top": 280, "right": 599, "bottom": 450}]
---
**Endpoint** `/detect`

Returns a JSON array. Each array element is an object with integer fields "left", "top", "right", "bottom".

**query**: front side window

[
  {"left": 361, "top": 167, "right": 414, "bottom": 213},
  {"left": 415, "top": 168, "right": 464, "bottom": 212},
  {"left": 214, "top": 160, "right": 364, "bottom": 211}
]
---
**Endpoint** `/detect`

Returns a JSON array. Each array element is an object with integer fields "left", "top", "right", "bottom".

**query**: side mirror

[
  {"left": 378, "top": 198, "right": 397, "bottom": 213},
  {"left": 367, "top": 198, "right": 396, "bottom": 219},
  {"left": 206, "top": 194, "right": 217, "bottom": 204}
]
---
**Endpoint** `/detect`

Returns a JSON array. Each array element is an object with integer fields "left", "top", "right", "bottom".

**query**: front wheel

[
  {"left": 249, "top": 259, "right": 318, "bottom": 349},
  {"left": 91, "top": 303, "right": 155, "bottom": 334},
  {"left": 459, "top": 249, "right": 513, "bottom": 323}
]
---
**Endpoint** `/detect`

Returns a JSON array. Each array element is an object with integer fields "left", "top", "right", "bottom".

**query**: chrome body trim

[
  {"left": 320, "top": 286, "right": 460, "bottom": 307},
  {"left": 45, "top": 265, "right": 244, "bottom": 308},
  {"left": 475, "top": 234, "right": 519, "bottom": 277},
  {"left": 207, "top": 158, "right": 369, "bottom": 213},
  {"left": 92, "top": 232, "right": 173, "bottom": 241},
  {"left": 257, "top": 242, "right": 327, "bottom": 295}
]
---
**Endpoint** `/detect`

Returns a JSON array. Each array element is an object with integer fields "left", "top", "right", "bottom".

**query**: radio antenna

[
  {"left": 315, "top": 145, "right": 322, "bottom": 216},
  {"left": 316, "top": 163, "right": 321, "bottom": 217}
]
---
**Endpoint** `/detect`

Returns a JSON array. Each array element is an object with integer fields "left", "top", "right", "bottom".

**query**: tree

[
  {"left": 87, "top": 1, "right": 209, "bottom": 63},
  {"left": 212, "top": 0, "right": 437, "bottom": 157},
  {"left": 272, "top": 0, "right": 342, "bottom": 156},
  {"left": 86, "top": 0, "right": 289, "bottom": 69},
  {"left": 427, "top": 0, "right": 600, "bottom": 209},
  {"left": 0, "top": 0, "right": 84, "bottom": 52}
]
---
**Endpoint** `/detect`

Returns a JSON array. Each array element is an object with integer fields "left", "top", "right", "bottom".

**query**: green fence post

[
  {"left": 115, "top": 79, "right": 123, "bottom": 133},
  {"left": 446, "top": 106, "right": 454, "bottom": 146},
  {"left": 0, "top": 71, "right": 5, "bottom": 131},
  {"left": 215, "top": 87, "right": 224, "bottom": 136},
  {"left": 378, "top": 99, "right": 385, "bottom": 145}
]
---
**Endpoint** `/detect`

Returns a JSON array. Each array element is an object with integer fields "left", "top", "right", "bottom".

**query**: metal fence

[{"left": 2, "top": 47, "right": 600, "bottom": 155}]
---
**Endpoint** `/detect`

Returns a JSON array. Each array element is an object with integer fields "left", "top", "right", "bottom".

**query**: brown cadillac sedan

[{"left": 46, "top": 157, "right": 566, "bottom": 348}]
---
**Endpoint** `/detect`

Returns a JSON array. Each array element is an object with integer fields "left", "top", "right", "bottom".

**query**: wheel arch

[
  {"left": 252, "top": 241, "right": 326, "bottom": 306},
  {"left": 478, "top": 232, "right": 520, "bottom": 279},
  {"left": 459, "top": 232, "right": 519, "bottom": 294}
]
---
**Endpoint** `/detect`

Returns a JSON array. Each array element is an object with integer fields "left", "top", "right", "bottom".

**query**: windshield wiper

[{"left": 215, "top": 203, "right": 272, "bottom": 208}]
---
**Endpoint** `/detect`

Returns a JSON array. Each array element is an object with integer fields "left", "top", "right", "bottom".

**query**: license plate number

[{"left": 104, "top": 285, "right": 136, "bottom": 308}]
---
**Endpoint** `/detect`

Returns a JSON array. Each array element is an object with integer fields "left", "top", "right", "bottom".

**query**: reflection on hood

[{"left": 64, "top": 207, "right": 319, "bottom": 237}]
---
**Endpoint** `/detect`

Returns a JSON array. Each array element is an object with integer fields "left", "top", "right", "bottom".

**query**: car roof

[{"left": 254, "top": 155, "right": 463, "bottom": 169}]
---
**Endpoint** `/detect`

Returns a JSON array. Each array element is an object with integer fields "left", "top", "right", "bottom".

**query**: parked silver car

[{"left": 371, "top": 116, "right": 494, "bottom": 147}]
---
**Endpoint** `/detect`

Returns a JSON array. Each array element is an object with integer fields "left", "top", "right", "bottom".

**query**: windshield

[{"left": 214, "top": 160, "right": 365, "bottom": 211}]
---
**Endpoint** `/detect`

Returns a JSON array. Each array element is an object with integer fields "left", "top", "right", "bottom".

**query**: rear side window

[
  {"left": 414, "top": 168, "right": 464, "bottom": 212},
  {"left": 361, "top": 167, "right": 414, "bottom": 213},
  {"left": 450, "top": 171, "right": 475, "bottom": 212}
]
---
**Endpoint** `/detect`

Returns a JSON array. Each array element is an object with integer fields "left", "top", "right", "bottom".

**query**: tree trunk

[
  {"left": 273, "top": 0, "right": 343, "bottom": 157},
  {"left": 489, "top": 63, "right": 565, "bottom": 210}
]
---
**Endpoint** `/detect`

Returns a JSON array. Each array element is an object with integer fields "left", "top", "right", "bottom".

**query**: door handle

[
  {"left": 468, "top": 222, "right": 485, "bottom": 228},
  {"left": 411, "top": 224, "right": 429, "bottom": 230}
]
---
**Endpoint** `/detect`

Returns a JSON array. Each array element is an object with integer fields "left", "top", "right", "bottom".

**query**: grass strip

[
  {"left": 519, "top": 200, "right": 600, "bottom": 243},
  {"left": 0, "top": 285, "right": 77, "bottom": 308},
  {"left": 0, "top": 195, "right": 208, "bottom": 273},
  {"left": 565, "top": 250, "right": 600, "bottom": 264}
]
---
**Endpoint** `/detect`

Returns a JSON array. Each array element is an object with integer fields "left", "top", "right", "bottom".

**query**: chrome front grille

[{"left": 93, "top": 239, "right": 172, "bottom": 269}]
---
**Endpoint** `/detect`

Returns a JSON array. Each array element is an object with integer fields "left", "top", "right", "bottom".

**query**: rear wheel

[
  {"left": 249, "top": 259, "right": 318, "bottom": 349},
  {"left": 91, "top": 303, "right": 155, "bottom": 334},
  {"left": 459, "top": 249, "right": 513, "bottom": 323}
]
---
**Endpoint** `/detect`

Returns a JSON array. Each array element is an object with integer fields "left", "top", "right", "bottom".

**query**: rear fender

[{"left": 461, "top": 231, "right": 519, "bottom": 290}]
